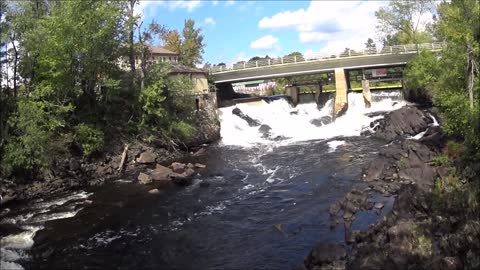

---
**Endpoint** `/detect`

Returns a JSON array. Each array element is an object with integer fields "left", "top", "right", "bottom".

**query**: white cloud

[
  {"left": 212, "top": 0, "right": 219, "bottom": 6},
  {"left": 170, "top": 1, "right": 202, "bottom": 12},
  {"left": 250, "top": 35, "right": 279, "bottom": 50},
  {"left": 258, "top": 1, "right": 387, "bottom": 54},
  {"left": 225, "top": 0, "right": 235, "bottom": 7},
  {"left": 134, "top": 0, "right": 202, "bottom": 17},
  {"left": 204, "top": 17, "right": 216, "bottom": 26}
]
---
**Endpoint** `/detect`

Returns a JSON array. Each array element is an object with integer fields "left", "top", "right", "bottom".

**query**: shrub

[
  {"left": 74, "top": 123, "right": 104, "bottom": 156},
  {"left": 1, "top": 100, "right": 66, "bottom": 176},
  {"left": 168, "top": 120, "right": 196, "bottom": 142},
  {"left": 403, "top": 50, "right": 441, "bottom": 105}
]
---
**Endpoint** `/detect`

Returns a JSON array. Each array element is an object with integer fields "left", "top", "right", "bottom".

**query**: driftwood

[{"left": 118, "top": 144, "right": 129, "bottom": 172}]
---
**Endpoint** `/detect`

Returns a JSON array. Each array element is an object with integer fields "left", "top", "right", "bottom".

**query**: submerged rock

[
  {"left": 148, "top": 188, "right": 160, "bottom": 195},
  {"left": 310, "top": 116, "right": 333, "bottom": 127},
  {"left": 258, "top": 124, "right": 272, "bottom": 138},
  {"left": 304, "top": 243, "right": 347, "bottom": 268},
  {"left": 232, "top": 107, "right": 261, "bottom": 127}
]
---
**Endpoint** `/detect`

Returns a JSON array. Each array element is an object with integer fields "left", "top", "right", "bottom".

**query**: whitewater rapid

[
  {"left": 0, "top": 191, "right": 92, "bottom": 270},
  {"left": 219, "top": 92, "right": 407, "bottom": 147}
]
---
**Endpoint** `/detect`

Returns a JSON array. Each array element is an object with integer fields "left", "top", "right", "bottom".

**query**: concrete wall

[
  {"left": 299, "top": 93, "right": 315, "bottom": 103},
  {"left": 192, "top": 73, "right": 209, "bottom": 94},
  {"left": 334, "top": 68, "right": 348, "bottom": 118},
  {"left": 286, "top": 86, "right": 299, "bottom": 106}
]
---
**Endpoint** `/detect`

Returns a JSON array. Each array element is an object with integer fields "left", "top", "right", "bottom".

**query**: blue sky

[{"left": 136, "top": 1, "right": 388, "bottom": 65}]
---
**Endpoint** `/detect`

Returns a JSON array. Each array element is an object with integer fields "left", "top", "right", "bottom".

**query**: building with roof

[
  {"left": 137, "top": 45, "right": 179, "bottom": 67},
  {"left": 169, "top": 65, "right": 209, "bottom": 95}
]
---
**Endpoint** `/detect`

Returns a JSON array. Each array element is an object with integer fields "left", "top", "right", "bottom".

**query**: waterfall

[{"left": 219, "top": 91, "right": 406, "bottom": 147}]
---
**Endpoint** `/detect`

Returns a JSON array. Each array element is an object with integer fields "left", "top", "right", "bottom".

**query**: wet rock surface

[
  {"left": 232, "top": 107, "right": 261, "bottom": 127},
  {"left": 310, "top": 116, "right": 333, "bottom": 127},
  {"left": 372, "top": 106, "right": 433, "bottom": 142},
  {"left": 303, "top": 106, "right": 480, "bottom": 270}
]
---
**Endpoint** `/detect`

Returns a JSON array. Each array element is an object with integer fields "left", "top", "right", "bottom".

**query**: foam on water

[
  {"left": 327, "top": 140, "right": 346, "bottom": 152},
  {"left": 219, "top": 92, "right": 407, "bottom": 147},
  {"left": 0, "top": 191, "right": 92, "bottom": 268}
]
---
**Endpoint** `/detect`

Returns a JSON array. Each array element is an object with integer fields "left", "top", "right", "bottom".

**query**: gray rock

[
  {"left": 232, "top": 107, "right": 261, "bottom": 127},
  {"left": 150, "top": 164, "right": 172, "bottom": 182},
  {"left": 310, "top": 116, "right": 333, "bottom": 127},
  {"left": 136, "top": 151, "right": 156, "bottom": 164},
  {"left": 258, "top": 124, "right": 272, "bottom": 137},
  {"left": 137, "top": 172, "right": 152, "bottom": 184},
  {"left": 170, "top": 162, "right": 186, "bottom": 174},
  {"left": 374, "top": 202, "right": 384, "bottom": 209},
  {"left": 364, "top": 159, "right": 386, "bottom": 182},
  {"left": 372, "top": 106, "right": 433, "bottom": 143},
  {"left": 329, "top": 202, "right": 341, "bottom": 216},
  {"left": 307, "top": 243, "right": 346, "bottom": 265}
]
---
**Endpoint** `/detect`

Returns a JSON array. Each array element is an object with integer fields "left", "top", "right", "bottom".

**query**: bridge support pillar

[
  {"left": 334, "top": 68, "right": 348, "bottom": 118},
  {"left": 286, "top": 86, "right": 299, "bottom": 106},
  {"left": 362, "top": 80, "right": 372, "bottom": 108},
  {"left": 314, "top": 84, "right": 323, "bottom": 104}
]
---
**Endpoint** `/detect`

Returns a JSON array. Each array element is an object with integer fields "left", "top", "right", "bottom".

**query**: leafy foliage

[
  {"left": 402, "top": 0, "right": 480, "bottom": 178},
  {"left": 74, "top": 124, "right": 104, "bottom": 156},
  {"left": 162, "top": 19, "right": 205, "bottom": 67},
  {"left": 375, "top": 0, "right": 435, "bottom": 46},
  {"left": 0, "top": 1, "right": 207, "bottom": 178},
  {"left": 1, "top": 99, "right": 67, "bottom": 176}
]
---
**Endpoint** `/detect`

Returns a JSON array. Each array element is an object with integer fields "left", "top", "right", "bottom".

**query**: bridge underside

[{"left": 212, "top": 53, "right": 413, "bottom": 84}]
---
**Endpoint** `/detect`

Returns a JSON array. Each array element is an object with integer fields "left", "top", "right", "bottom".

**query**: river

[{"left": 1, "top": 92, "right": 406, "bottom": 270}]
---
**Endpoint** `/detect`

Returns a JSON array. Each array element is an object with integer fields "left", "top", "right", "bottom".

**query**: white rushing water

[
  {"left": 0, "top": 191, "right": 92, "bottom": 269},
  {"left": 219, "top": 92, "right": 407, "bottom": 147}
]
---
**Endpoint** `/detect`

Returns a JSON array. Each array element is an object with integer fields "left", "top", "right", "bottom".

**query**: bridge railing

[{"left": 209, "top": 42, "right": 445, "bottom": 73}]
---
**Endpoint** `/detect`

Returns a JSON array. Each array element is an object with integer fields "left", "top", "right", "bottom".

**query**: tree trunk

[
  {"left": 128, "top": 0, "right": 136, "bottom": 91},
  {"left": 467, "top": 55, "right": 476, "bottom": 109},
  {"left": 138, "top": 24, "right": 146, "bottom": 92},
  {"left": 10, "top": 36, "right": 18, "bottom": 98}
]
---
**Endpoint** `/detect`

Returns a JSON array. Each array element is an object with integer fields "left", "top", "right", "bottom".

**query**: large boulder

[
  {"left": 372, "top": 106, "right": 433, "bottom": 143},
  {"left": 150, "top": 164, "right": 173, "bottom": 184},
  {"left": 232, "top": 107, "right": 261, "bottom": 127},
  {"left": 136, "top": 151, "right": 156, "bottom": 164}
]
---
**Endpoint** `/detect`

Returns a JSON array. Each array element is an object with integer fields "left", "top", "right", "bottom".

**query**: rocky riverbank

[
  {"left": 0, "top": 105, "right": 221, "bottom": 206},
  {"left": 302, "top": 106, "right": 480, "bottom": 270},
  {"left": 0, "top": 141, "right": 212, "bottom": 205}
]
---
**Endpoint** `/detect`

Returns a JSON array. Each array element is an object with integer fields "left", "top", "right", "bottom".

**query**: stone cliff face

[{"left": 188, "top": 92, "right": 221, "bottom": 147}]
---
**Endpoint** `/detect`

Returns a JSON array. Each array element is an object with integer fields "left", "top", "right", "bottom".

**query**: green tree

[
  {"left": 365, "top": 38, "right": 377, "bottom": 53},
  {"left": 375, "top": 0, "right": 435, "bottom": 49},
  {"left": 180, "top": 19, "right": 204, "bottom": 67},
  {"left": 404, "top": 0, "right": 480, "bottom": 171},
  {"left": 437, "top": 0, "right": 479, "bottom": 109},
  {"left": 163, "top": 29, "right": 182, "bottom": 54}
]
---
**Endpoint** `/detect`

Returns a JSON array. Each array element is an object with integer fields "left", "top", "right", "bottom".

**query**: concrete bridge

[{"left": 211, "top": 42, "right": 443, "bottom": 117}]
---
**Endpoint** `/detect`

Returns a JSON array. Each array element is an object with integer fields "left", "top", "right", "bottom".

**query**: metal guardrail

[{"left": 209, "top": 42, "right": 444, "bottom": 73}]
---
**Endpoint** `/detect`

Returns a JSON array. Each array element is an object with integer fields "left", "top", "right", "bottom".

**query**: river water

[{"left": 1, "top": 92, "right": 407, "bottom": 270}]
